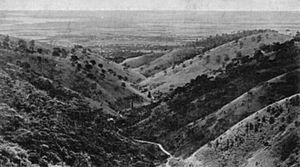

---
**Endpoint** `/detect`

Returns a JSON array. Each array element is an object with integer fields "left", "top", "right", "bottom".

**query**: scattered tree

[
  {"left": 17, "top": 39, "right": 28, "bottom": 52},
  {"left": 3, "top": 35, "right": 10, "bottom": 49},
  {"left": 121, "top": 82, "right": 126, "bottom": 87},
  {"left": 236, "top": 51, "right": 242, "bottom": 58},
  {"left": 29, "top": 40, "right": 35, "bottom": 52}
]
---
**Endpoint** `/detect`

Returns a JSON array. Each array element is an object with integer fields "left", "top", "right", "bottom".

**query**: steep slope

[
  {"left": 0, "top": 54, "right": 162, "bottom": 166},
  {"left": 136, "top": 47, "right": 202, "bottom": 77},
  {"left": 162, "top": 69, "right": 300, "bottom": 157},
  {"left": 125, "top": 38, "right": 300, "bottom": 161},
  {"left": 181, "top": 94, "right": 300, "bottom": 167},
  {"left": 0, "top": 36, "right": 147, "bottom": 111},
  {"left": 140, "top": 31, "right": 292, "bottom": 93}
]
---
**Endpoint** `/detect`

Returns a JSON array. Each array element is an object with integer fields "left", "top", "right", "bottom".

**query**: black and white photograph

[{"left": 0, "top": 0, "right": 299, "bottom": 166}]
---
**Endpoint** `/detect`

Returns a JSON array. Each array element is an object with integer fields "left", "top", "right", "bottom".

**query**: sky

[{"left": 0, "top": 0, "right": 300, "bottom": 11}]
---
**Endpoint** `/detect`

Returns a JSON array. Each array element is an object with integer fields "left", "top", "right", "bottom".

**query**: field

[{"left": 1, "top": 11, "right": 300, "bottom": 62}]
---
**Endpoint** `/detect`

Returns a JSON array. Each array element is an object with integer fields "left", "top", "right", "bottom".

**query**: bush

[
  {"left": 236, "top": 51, "right": 242, "bottom": 58},
  {"left": 85, "top": 64, "right": 93, "bottom": 71},
  {"left": 224, "top": 54, "right": 230, "bottom": 62},
  {"left": 98, "top": 63, "right": 103, "bottom": 68},
  {"left": 90, "top": 60, "right": 96, "bottom": 65},
  {"left": 71, "top": 55, "right": 79, "bottom": 62},
  {"left": 121, "top": 82, "right": 126, "bottom": 87}
]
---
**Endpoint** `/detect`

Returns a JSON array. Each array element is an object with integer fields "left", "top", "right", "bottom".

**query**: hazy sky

[{"left": 0, "top": 0, "right": 300, "bottom": 11}]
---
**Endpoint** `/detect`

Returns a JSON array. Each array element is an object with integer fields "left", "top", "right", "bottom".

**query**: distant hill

[
  {"left": 140, "top": 31, "right": 292, "bottom": 93},
  {"left": 121, "top": 52, "right": 165, "bottom": 69},
  {"left": 135, "top": 47, "right": 202, "bottom": 77}
]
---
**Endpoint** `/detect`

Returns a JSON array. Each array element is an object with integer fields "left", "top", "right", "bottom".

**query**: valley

[{"left": 0, "top": 10, "right": 300, "bottom": 167}]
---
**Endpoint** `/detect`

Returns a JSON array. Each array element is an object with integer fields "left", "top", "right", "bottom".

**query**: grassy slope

[
  {"left": 136, "top": 47, "right": 202, "bottom": 77},
  {"left": 164, "top": 69, "right": 300, "bottom": 157},
  {"left": 141, "top": 31, "right": 292, "bottom": 93},
  {"left": 126, "top": 38, "right": 300, "bottom": 162},
  {"left": 182, "top": 94, "right": 300, "bottom": 167},
  {"left": 121, "top": 52, "right": 165, "bottom": 69}
]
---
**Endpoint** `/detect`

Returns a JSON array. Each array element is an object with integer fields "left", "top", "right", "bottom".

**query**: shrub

[
  {"left": 236, "top": 51, "right": 242, "bottom": 58},
  {"left": 71, "top": 55, "right": 79, "bottom": 62},
  {"left": 216, "top": 55, "right": 221, "bottom": 64},
  {"left": 98, "top": 63, "right": 103, "bottom": 68},
  {"left": 85, "top": 64, "right": 93, "bottom": 71},
  {"left": 117, "top": 75, "right": 123, "bottom": 80},
  {"left": 37, "top": 48, "right": 43, "bottom": 54},
  {"left": 257, "top": 35, "right": 262, "bottom": 43},
  {"left": 90, "top": 60, "right": 96, "bottom": 65},
  {"left": 76, "top": 64, "right": 82, "bottom": 71},
  {"left": 52, "top": 48, "right": 61, "bottom": 57},
  {"left": 224, "top": 54, "right": 230, "bottom": 62},
  {"left": 121, "top": 82, "right": 126, "bottom": 87}
]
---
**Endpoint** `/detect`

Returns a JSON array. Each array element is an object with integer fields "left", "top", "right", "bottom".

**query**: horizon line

[{"left": 1, "top": 9, "right": 300, "bottom": 12}]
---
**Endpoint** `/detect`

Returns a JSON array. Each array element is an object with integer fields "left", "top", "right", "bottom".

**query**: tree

[
  {"left": 224, "top": 54, "right": 230, "bottom": 62},
  {"left": 29, "top": 40, "right": 35, "bottom": 52},
  {"left": 17, "top": 39, "right": 28, "bottom": 52},
  {"left": 205, "top": 55, "right": 210, "bottom": 64},
  {"left": 121, "top": 82, "right": 126, "bottom": 88},
  {"left": 147, "top": 91, "right": 152, "bottom": 99},
  {"left": 3, "top": 35, "right": 10, "bottom": 49},
  {"left": 215, "top": 55, "right": 221, "bottom": 64},
  {"left": 52, "top": 48, "right": 61, "bottom": 57},
  {"left": 236, "top": 51, "right": 242, "bottom": 58}
]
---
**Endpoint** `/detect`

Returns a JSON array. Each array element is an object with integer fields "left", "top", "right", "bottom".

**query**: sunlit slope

[
  {"left": 141, "top": 31, "right": 292, "bottom": 93},
  {"left": 182, "top": 94, "right": 300, "bottom": 167},
  {"left": 163, "top": 69, "right": 300, "bottom": 157}
]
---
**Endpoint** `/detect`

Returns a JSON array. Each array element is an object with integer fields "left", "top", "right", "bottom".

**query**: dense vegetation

[{"left": 0, "top": 36, "right": 160, "bottom": 167}]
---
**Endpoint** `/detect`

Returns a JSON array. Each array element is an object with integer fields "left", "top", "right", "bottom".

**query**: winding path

[{"left": 134, "top": 139, "right": 174, "bottom": 166}]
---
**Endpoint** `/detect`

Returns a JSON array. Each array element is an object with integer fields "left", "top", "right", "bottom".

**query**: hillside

[
  {"left": 0, "top": 37, "right": 164, "bottom": 166},
  {"left": 125, "top": 38, "right": 300, "bottom": 162},
  {"left": 121, "top": 52, "right": 166, "bottom": 69},
  {"left": 140, "top": 31, "right": 292, "bottom": 93},
  {"left": 0, "top": 36, "right": 147, "bottom": 112},
  {"left": 135, "top": 47, "right": 202, "bottom": 77},
  {"left": 181, "top": 94, "right": 300, "bottom": 167}
]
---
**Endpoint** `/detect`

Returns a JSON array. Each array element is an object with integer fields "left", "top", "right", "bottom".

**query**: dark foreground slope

[
  {"left": 0, "top": 38, "right": 162, "bottom": 166},
  {"left": 126, "top": 38, "right": 300, "bottom": 160}
]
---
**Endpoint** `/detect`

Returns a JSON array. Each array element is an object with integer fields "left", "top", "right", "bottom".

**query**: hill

[
  {"left": 121, "top": 52, "right": 166, "bottom": 69},
  {"left": 0, "top": 35, "right": 147, "bottom": 112},
  {"left": 125, "top": 38, "right": 300, "bottom": 163},
  {"left": 140, "top": 31, "right": 292, "bottom": 94},
  {"left": 181, "top": 94, "right": 300, "bottom": 167},
  {"left": 0, "top": 36, "right": 162, "bottom": 166},
  {"left": 135, "top": 47, "right": 202, "bottom": 77}
]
